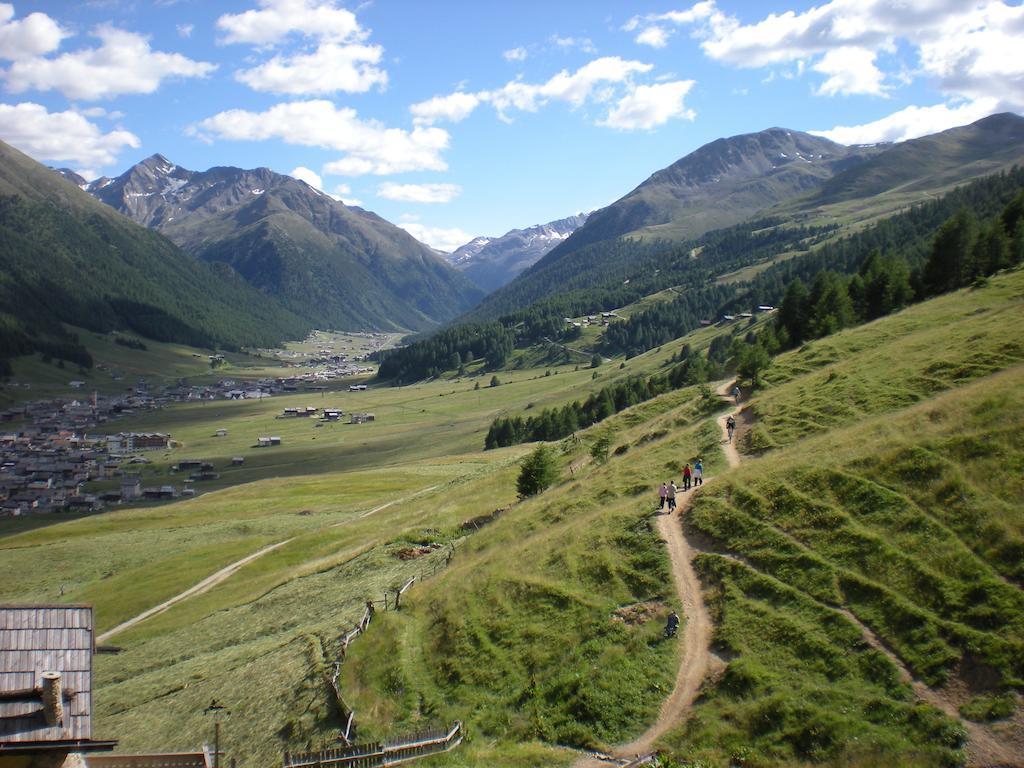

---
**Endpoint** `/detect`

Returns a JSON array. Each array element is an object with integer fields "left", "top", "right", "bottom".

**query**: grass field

[{"left": 3, "top": 269, "right": 1022, "bottom": 766}]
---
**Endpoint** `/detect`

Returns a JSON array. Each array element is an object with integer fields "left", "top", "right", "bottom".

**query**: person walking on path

[
  {"left": 693, "top": 459, "right": 703, "bottom": 486},
  {"left": 732, "top": 385, "right": 741, "bottom": 405},
  {"left": 683, "top": 463, "right": 692, "bottom": 491},
  {"left": 726, "top": 415, "right": 736, "bottom": 443},
  {"left": 658, "top": 482, "right": 668, "bottom": 511},
  {"left": 667, "top": 481, "right": 678, "bottom": 512}
]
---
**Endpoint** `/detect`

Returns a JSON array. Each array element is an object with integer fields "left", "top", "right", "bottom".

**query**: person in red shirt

[{"left": 683, "top": 463, "right": 692, "bottom": 490}]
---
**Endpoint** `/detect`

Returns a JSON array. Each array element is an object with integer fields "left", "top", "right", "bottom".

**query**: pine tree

[{"left": 517, "top": 444, "right": 558, "bottom": 498}]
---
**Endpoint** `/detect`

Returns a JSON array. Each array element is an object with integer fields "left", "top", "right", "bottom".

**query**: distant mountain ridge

[
  {"left": 88, "top": 155, "right": 484, "bottom": 332},
  {"left": 466, "top": 113, "right": 1024, "bottom": 321},
  {"left": 448, "top": 213, "right": 589, "bottom": 292},
  {"left": 559, "top": 128, "right": 862, "bottom": 256}
]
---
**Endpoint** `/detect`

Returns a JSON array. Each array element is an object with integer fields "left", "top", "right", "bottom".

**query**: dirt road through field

[
  {"left": 99, "top": 485, "right": 441, "bottom": 643},
  {"left": 97, "top": 538, "right": 292, "bottom": 643}
]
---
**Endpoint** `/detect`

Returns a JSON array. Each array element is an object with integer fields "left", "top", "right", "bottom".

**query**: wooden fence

[
  {"left": 282, "top": 721, "right": 463, "bottom": 768},
  {"left": 327, "top": 555, "right": 452, "bottom": 747}
]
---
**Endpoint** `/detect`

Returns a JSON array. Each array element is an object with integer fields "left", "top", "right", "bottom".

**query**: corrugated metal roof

[{"left": 0, "top": 605, "right": 93, "bottom": 743}]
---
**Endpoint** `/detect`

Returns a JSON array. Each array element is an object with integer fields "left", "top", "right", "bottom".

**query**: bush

[
  {"left": 517, "top": 444, "right": 558, "bottom": 498},
  {"left": 590, "top": 431, "right": 613, "bottom": 464},
  {"left": 959, "top": 693, "right": 1016, "bottom": 722}
]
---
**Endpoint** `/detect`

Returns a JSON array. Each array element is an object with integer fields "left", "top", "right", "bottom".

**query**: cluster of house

[
  {"left": 564, "top": 311, "right": 620, "bottom": 328},
  {"left": 0, "top": 363, "right": 382, "bottom": 517},
  {"left": 278, "top": 406, "right": 375, "bottom": 424},
  {"left": 0, "top": 389, "right": 169, "bottom": 517},
  {"left": 698, "top": 305, "right": 776, "bottom": 327}
]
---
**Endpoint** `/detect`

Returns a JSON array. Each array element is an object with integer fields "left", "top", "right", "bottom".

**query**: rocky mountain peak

[{"left": 447, "top": 212, "right": 590, "bottom": 292}]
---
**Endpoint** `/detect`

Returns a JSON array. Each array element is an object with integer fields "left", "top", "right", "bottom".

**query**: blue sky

[{"left": 1, "top": 1, "right": 1021, "bottom": 250}]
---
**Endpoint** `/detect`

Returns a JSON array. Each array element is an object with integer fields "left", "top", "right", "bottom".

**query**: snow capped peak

[{"left": 445, "top": 211, "right": 589, "bottom": 291}]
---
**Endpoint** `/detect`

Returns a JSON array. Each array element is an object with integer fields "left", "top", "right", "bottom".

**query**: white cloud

[
  {"left": 290, "top": 165, "right": 323, "bottom": 189},
  {"left": 78, "top": 106, "right": 124, "bottom": 119},
  {"left": 377, "top": 182, "right": 461, "bottom": 203},
  {"left": 410, "top": 56, "right": 680, "bottom": 131},
  {"left": 410, "top": 91, "right": 481, "bottom": 126},
  {"left": 4, "top": 25, "right": 216, "bottom": 100},
  {"left": 217, "top": 1, "right": 385, "bottom": 98},
  {"left": 0, "top": 101, "right": 139, "bottom": 169},
  {"left": 0, "top": 4, "right": 66, "bottom": 60},
  {"left": 551, "top": 35, "right": 597, "bottom": 54},
  {"left": 810, "top": 97, "right": 1000, "bottom": 144},
  {"left": 217, "top": 0, "right": 362, "bottom": 45},
  {"left": 635, "top": 0, "right": 1024, "bottom": 107},
  {"left": 192, "top": 100, "right": 450, "bottom": 176},
  {"left": 398, "top": 222, "right": 474, "bottom": 252},
  {"left": 813, "top": 46, "right": 887, "bottom": 96},
  {"left": 635, "top": 26, "right": 669, "bottom": 49},
  {"left": 331, "top": 183, "right": 361, "bottom": 206},
  {"left": 488, "top": 56, "right": 653, "bottom": 118},
  {"left": 235, "top": 41, "right": 386, "bottom": 94},
  {"left": 176, "top": 23, "right": 193, "bottom": 38},
  {"left": 600, "top": 80, "right": 696, "bottom": 130},
  {"left": 503, "top": 46, "right": 527, "bottom": 62}
]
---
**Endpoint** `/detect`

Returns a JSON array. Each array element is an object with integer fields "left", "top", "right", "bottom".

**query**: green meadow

[{"left": 1, "top": 269, "right": 1021, "bottom": 766}]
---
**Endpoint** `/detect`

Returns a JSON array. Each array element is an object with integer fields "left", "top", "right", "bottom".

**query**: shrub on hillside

[{"left": 517, "top": 444, "right": 558, "bottom": 498}]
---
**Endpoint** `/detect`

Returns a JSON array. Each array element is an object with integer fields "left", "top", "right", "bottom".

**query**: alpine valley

[{"left": 2, "top": 106, "right": 1024, "bottom": 768}]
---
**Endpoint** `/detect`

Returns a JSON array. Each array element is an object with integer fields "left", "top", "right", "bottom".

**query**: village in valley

[{"left": 0, "top": 332, "right": 393, "bottom": 519}]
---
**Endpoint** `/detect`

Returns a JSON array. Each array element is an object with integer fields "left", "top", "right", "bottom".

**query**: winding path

[
  {"left": 97, "top": 538, "right": 293, "bottom": 643},
  {"left": 575, "top": 381, "right": 744, "bottom": 767}
]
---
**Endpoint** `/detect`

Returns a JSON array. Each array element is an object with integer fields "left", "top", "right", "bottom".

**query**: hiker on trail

[
  {"left": 732, "top": 384, "right": 741, "bottom": 404},
  {"left": 658, "top": 482, "right": 668, "bottom": 511},
  {"left": 665, "top": 610, "right": 680, "bottom": 638},
  {"left": 726, "top": 415, "right": 736, "bottom": 442},
  {"left": 693, "top": 459, "right": 703, "bottom": 486},
  {"left": 683, "top": 463, "right": 692, "bottom": 491},
  {"left": 667, "top": 481, "right": 678, "bottom": 512},
  {"left": 365, "top": 599, "right": 375, "bottom": 617}
]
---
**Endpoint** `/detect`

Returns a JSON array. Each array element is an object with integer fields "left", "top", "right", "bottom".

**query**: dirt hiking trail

[
  {"left": 97, "top": 538, "right": 292, "bottom": 643},
  {"left": 574, "top": 382, "right": 744, "bottom": 767}
]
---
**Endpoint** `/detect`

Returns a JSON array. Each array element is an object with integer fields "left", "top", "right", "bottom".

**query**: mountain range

[
  {"left": 86, "top": 155, "right": 483, "bottom": 332},
  {"left": 447, "top": 213, "right": 589, "bottom": 292},
  {"left": 467, "top": 112, "right": 1024, "bottom": 321}
]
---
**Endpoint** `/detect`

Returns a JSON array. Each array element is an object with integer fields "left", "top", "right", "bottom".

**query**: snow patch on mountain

[{"left": 447, "top": 212, "right": 589, "bottom": 292}]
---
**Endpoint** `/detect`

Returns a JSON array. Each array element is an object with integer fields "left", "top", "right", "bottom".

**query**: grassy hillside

[
  {"left": 3, "top": 267, "right": 1021, "bottom": 766},
  {"left": 330, "top": 268, "right": 1024, "bottom": 766}
]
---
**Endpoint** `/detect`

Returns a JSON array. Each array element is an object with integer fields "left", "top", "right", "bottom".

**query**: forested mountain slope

[
  {"left": 0, "top": 140, "right": 308, "bottom": 372},
  {"left": 89, "top": 155, "right": 484, "bottom": 332},
  {"left": 467, "top": 114, "right": 1024, "bottom": 323}
]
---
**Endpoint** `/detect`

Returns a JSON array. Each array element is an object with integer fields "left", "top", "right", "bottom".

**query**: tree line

[{"left": 731, "top": 187, "right": 1024, "bottom": 384}]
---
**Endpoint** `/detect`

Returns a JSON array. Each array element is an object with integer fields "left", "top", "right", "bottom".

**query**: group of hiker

[{"left": 657, "top": 460, "right": 703, "bottom": 512}]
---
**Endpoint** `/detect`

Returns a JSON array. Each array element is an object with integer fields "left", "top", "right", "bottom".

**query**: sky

[{"left": 0, "top": 1, "right": 1022, "bottom": 252}]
